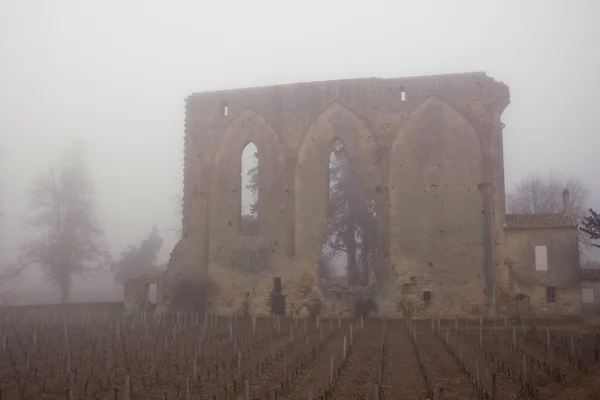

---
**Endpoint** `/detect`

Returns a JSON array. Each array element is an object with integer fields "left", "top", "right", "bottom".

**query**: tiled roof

[
  {"left": 504, "top": 213, "right": 578, "bottom": 229},
  {"left": 581, "top": 268, "right": 600, "bottom": 282}
]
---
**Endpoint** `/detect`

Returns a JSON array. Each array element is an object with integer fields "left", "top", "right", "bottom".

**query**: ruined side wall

[
  {"left": 166, "top": 73, "right": 510, "bottom": 317},
  {"left": 505, "top": 228, "right": 581, "bottom": 317},
  {"left": 389, "top": 97, "right": 485, "bottom": 317}
]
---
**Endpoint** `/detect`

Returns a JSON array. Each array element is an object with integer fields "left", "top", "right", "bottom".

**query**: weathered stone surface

[
  {"left": 161, "top": 73, "right": 523, "bottom": 317},
  {"left": 581, "top": 269, "right": 600, "bottom": 319},
  {"left": 124, "top": 272, "right": 157, "bottom": 314},
  {"left": 504, "top": 226, "right": 581, "bottom": 317}
]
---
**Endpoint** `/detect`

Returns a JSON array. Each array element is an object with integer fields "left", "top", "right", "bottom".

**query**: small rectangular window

[
  {"left": 546, "top": 286, "right": 556, "bottom": 303},
  {"left": 423, "top": 290, "right": 431, "bottom": 303},
  {"left": 582, "top": 287, "right": 595, "bottom": 304},
  {"left": 222, "top": 101, "right": 229, "bottom": 116},
  {"left": 535, "top": 245, "right": 548, "bottom": 271}
]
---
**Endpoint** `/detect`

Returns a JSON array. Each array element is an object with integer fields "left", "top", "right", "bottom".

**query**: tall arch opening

[
  {"left": 241, "top": 142, "right": 258, "bottom": 233},
  {"left": 319, "top": 139, "right": 380, "bottom": 287}
]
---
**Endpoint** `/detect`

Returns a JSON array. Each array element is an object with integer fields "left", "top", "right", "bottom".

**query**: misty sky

[{"left": 1, "top": 1, "right": 599, "bottom": 300}]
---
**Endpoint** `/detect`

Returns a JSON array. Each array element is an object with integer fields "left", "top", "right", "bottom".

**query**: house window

[
  {"left": 423, "top": 290, "right": 431, "bottom": 303},
  {"left": 546, "top": 286, "right": 556, "bottom": 303},
  {"left": 400, "top": 86, "right": 407, "bottom": 102},
  {"left": 582, "top": 287, "right": 595, "bottom": 304},
  {"left": 535, "top": 245, "right": 548, "bottom": 271}
]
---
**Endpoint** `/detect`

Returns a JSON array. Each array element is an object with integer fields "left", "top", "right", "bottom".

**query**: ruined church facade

[{"left": 161, "top": 73, "right": 516, "bottom": 317}]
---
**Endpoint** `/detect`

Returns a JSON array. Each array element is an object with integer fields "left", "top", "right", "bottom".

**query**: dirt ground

[{"left": 1, "top": 311, "right": 599, "bottom": 399}]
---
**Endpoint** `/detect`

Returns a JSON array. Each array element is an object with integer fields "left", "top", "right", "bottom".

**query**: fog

[{"left": 1, "top": 0, "right": 599, "bottom": 303}]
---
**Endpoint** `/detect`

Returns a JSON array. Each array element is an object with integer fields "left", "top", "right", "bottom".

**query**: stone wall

[
  {"left": 124, "top": 280, "right": 150, "bottom": 314},
  {"left": 504, "top": 228, "right": 581, "bottom": 317},
  {"left": 165, "top": 73, "right": 511, "bottom": 317},
  {"left": 123, "top": 273, "right": 158, "bottom": 314},
  {"left": 581, "top": 280, "right": 600, "bottom": 317}
]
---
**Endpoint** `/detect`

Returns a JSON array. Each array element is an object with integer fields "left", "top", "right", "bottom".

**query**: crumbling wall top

[
  {"left": 184, "top": 72, "right": 509, "bottom": 143},
  {"left": 186, "top": 71, "right": 505, "bottom": 99}
]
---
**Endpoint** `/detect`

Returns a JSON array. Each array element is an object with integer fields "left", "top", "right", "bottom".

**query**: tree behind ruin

[
  {"left": 323, "top": 141, "right": 379, "bottom": 286},
  {"left": 244, "top": 140, "right": 380, "bottom": 286},
  {"left": 0, "top": 148, "right": 5, "bottom": 264}
]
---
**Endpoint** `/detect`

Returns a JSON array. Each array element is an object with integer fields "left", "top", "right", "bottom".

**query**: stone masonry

[
  {"left": 504, "top": 192, "right": 581, "bottom": 317},
  {"left": 160, "top": 72, "right": 513, "bottom": 318}
]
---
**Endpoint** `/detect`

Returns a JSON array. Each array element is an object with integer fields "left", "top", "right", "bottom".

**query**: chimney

[{"left": 562, "top": 189, "right": 572, "bottom": 214}]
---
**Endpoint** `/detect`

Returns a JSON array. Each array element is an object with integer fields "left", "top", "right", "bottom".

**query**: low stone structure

[
  {"left": 124, "top": 272, "right": 159, "bottom": 314},
  {"left": 504, "top": 190, "right": 581, "bottom": 317},
  {"left": 581, "top": 268, "right": 600, "bottom": 317}
]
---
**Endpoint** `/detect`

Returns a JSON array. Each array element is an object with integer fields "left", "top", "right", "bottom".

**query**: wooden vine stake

[
  {"left": 68, "top": 372, "right": 75, "bottom": 400},
  {"left": 329, "top": 356, "right": 334, "bottom": 386},
  {"left": 124, "top": 374, "right": 131, "bottom": 400}
]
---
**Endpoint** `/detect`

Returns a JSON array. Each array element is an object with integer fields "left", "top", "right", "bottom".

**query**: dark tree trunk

[
  {"left": 360, "top": 242, "right": 370, "bottom": 285},
  {"left": 344, "top": 227, "right": 360, "bottom": 286},
  {"left": 59, "top": 278, "right": 70, "bottom": 304}
]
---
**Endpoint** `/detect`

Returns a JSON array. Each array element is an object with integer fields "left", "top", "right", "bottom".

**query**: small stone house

[
  {"left": 581, "top": 268, "right": 600, "bottom": 317},
  {"left": 504, "top": 190, "right": 581, "bottom": 317},
  {"left": 123, "top": 272, "right": 159, "bottom": 313}
]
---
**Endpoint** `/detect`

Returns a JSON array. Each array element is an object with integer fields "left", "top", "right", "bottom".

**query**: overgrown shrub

[
  {"left": 354, "top": 297, "right": 377, "bottom": 318},
  {"left": 169, "top": 277, "right": 217, "bottom": 314},
  {"left": 307, "top": 300, "right": 322, "bottom": 317},
  {"left": 240, "top": 295, "right": 251, "bottom": 317}
]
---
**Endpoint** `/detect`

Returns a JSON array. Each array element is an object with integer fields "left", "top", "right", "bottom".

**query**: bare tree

[
  {"left": 1, "top": 141, "right": 110, "bottom": 302},
  {"left": 112, "top": 226, "right": 163, "bottom": 283},
  {"left": 506, "top": 171, "right": 591, "bottom": 259},
  {"left": 506, "top": 172, "right": 590, "bottom": 216},
  {"left": 581, "top": 208, "right": 600, "bottom": 249},
  {"left": 0, "top": 148, "right": 5, "bottom": 263},
  {"left": 0, "top": 148, "right": 4, "bottom": 215}
]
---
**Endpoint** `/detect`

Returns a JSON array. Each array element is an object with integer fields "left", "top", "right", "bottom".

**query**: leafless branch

[{"left": 507, "top": 171, "right": 592, "bottom": 259}]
